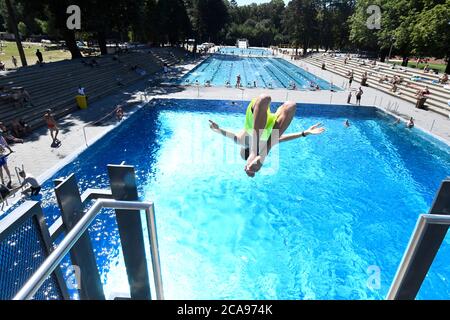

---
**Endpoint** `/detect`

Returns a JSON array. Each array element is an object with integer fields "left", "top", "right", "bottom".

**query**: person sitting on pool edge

[{"left": 209, "top": 94, "right": 325, "bottom": 177}]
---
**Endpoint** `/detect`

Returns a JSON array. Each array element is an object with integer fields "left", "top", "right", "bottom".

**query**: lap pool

[
  {"left": 3, "top": 98, "right": 450, "bottom": 299},
  {"left": 217, "top": 47, "right": 273, "bottom": 56},
  {"left": 178, "top": 55, "right": 340, "bottom": 90}
]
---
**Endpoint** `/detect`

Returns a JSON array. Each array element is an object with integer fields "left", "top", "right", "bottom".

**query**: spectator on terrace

[
  {"left": 0, "top": 122, "right": 23, "bottom": 144},
  {"left": 36, "top": 49, "right": 43, "bottom": 64},
  {"left": 12, "top": 87, "right": 34, "bottom": 108},
  {"left": 348, "top": 72, "right": 354, "bottom": 87},
  {"left": 379, "top": 75, "right": 389, "bottom": 83},
  {"left": 12, "top": 56, "right": 17, "bottom": 68},
  {"left": 415, "top": 88, "right": 429, "bottom": 109},
  {"left": 0, "top": 135, "right": 13, "bottom": 188},
  {"left": 393, "top": 76, "right": 403, "bottom": 85},
  {"left": 406, "top": 117, "right": 414, "bottom": 129},
  {"left": 402, "top": 57, "right": 409, "bottom": 67},
  {"left": 391, "top": 82, "right": 398, "bottom": 93},
  {"left": 421, "top": 86, "right": 431, "bottom": 96},
  {"left": 423, "top": 64, "right": 430, "bottom": 73},
  {"left": 344, "top": 57, "right": 348, "bottom": 65},
  {"left": 0, "top": 61, "right": 5, "bottom": 71},
  {"left": 115, "top": 105, "right": 124, "bottom": 121},
  {"left": 361, "top": 72, "right": 368, "bottom": 86},
  {"left": 439, "top": 73, "right": 448, "bottom": 84},
  {"left": 355, "top": 87, "right": 363, "bottom": 105},
  {"left": 43, "top": 109, "right": 60, "bottom": 146},
  {"left": 321, "top": 62, "right": 326, "bottom": 70},
  {"left": 163, "top": 63, "right": 169, "bottom": 74},
  {"left": 10, "top": 118, "right": 31, "bottom": 138},
  {"left": 0, "top": 85, "right": 13, "bottom": 100}
]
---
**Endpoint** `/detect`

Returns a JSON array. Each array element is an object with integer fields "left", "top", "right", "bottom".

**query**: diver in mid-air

[{"left": 209, "top": 94, "right": 326, "bottom": 177}]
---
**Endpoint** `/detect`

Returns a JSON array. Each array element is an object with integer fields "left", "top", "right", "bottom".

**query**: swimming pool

[
  {"left": 217, "top": 47, "right": 273, "bottom": 56},
  {"left": 4, "top": 98, "right": 450, "bottom": 299},
  {"left": 179, "top": 55, "right": 340, "bottom": 90}
]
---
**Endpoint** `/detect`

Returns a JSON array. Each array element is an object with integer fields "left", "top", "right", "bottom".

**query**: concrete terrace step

[
  {"left": 0, "top": 49, "right": 188, "bottom": 130},
  {"left": 319, "top": 58, "right": 450, "bottom": 106},
  {"left": 322, "top": 56, "right": 450, "bottom": 98},
  {"left": 308, "top": 58, "right": 449, "bottom": 116},
  {"left": 304, "top": 56, "right": 450, "bottom": 116}
]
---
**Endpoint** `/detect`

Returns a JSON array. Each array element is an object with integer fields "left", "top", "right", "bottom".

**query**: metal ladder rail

[
  {"left": 386, "top": 214, "right": 450, "bottom": 299},
  {"left": 13, "top": 199, "right": 163, "bottom": 300},
  {"left": 386, "top": 178, "right": 450, "bottom": 300},
  {"left": 14, "top": 165, "right": 25, "bottom": 186}
]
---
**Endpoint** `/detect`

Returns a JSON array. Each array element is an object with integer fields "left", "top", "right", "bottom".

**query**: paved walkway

[{"left": 3, "top": 53, "right": 449, "bottom": 212}]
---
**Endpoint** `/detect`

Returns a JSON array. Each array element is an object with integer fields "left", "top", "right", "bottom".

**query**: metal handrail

[
  {"left": 82, "top": 107, "right": 120, "bottom": 147},
  {"left": 386, "top": 213, "right": 450, "bottom": 300},
  {"left": 13, "top": 199, "right": 164, "bottom": 300}
]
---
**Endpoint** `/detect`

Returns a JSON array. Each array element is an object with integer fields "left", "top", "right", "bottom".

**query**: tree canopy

[{"left": 0, "top": 0, "right": 448, "bottom": 70}]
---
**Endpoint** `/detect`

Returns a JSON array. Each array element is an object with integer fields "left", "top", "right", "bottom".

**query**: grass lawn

[
  {"left": 390, "top": 60, "right": 447, "bottom": 73},
  {"left": 0, "top": 41, "right": 72, "bottom": 69}
]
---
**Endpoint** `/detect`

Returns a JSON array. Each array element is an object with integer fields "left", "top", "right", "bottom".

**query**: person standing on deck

[
  {"left": 36, "top": 49, "right": 43, "bottom": 65},
  {"left": 43, "top": 109, "right": 60, "bottom": 146},
  {"left": 355, "top": 87, "right": 363, "bottom": 105},
  {"left": 236, "top": 74, "right": 241, "bottom": 88}
]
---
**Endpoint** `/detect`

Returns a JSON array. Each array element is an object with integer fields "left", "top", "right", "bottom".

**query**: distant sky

[{"left": 235, "top": 0, "right": 288, "bottom": 5}]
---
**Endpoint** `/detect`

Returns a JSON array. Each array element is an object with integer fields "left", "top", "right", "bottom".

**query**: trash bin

[{"left": 76, "top": 95, "right": 88, "bottom": 109}]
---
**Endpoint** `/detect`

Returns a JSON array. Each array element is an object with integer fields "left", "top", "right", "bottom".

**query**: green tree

[
  {"left": 349, "top": 0, "right": 449, "bottom": 66},
  {"left": 410, "top": 1, "right": 450, "bottom": 72},
  {"left": 157, "top": 0, "right": 191, "bottom": 45},
  {"left": 17, "top": 20, "right": 26, "bottom": 37},
  {"left": 283, "top": 0, "right": 319, "bottom": 55}
]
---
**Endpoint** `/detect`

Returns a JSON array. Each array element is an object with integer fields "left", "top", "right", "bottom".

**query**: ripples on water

[{"left": 6, "top": 99, "right": 449, "bottom": 300}]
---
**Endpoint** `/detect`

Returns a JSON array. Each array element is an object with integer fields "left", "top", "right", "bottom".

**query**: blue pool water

[
  {"left": 218, "top": 47, "right": 273, "bottom": 56},
  {"left": 3, "top": 99, "right": 450, "bottom": 300},
  {"left": 179, "top": 55, "right": 340, "bottom": 90}
]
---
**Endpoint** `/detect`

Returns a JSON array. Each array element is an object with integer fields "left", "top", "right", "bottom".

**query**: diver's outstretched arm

[
  {"left": 209, "top": 120, "right": 245, "bottom": 145},
  {"left": 279, "top": 123, "right": 326, "bottom": 143}
]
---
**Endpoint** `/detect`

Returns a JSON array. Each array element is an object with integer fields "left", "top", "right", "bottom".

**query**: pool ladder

[
  {"left": 387, "top": 178, "right": 450, "bottom": 299},
  {"left": 13, "top": 198, "right": 163, "bottom": 300},
  {"left": 10, "top": 163, "right": 164, "bottom": 300}
]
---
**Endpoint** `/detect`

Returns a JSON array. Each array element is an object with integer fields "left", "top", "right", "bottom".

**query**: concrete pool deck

[{"left": 2, "top": 53, "right": 449, "bottom": 213}]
